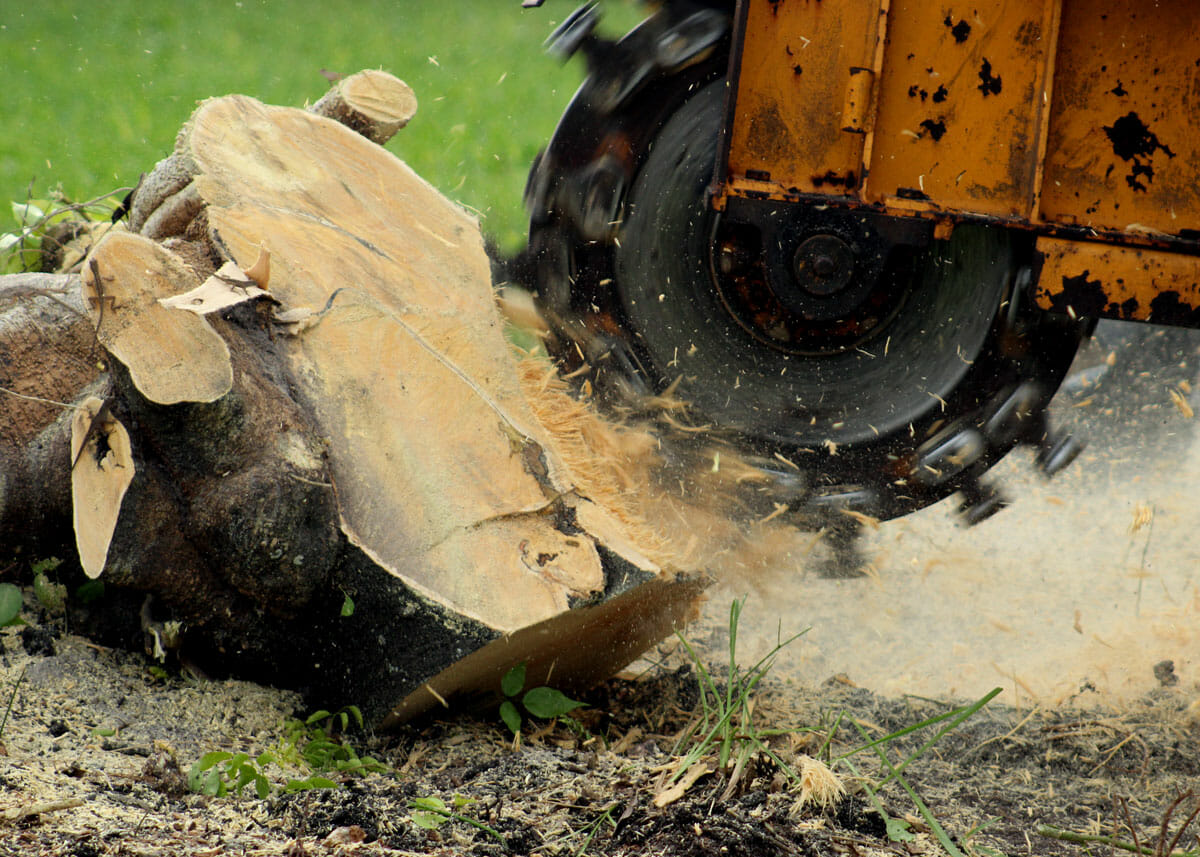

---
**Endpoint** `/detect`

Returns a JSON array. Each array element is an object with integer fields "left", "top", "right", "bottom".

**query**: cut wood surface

[{"left": 182, "top": 91, "right": 624, "bottom": 633}]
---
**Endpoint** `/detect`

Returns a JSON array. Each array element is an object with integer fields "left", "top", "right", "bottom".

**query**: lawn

[{"left": 1, "top": 1, "right": 642, "bottom": 253}]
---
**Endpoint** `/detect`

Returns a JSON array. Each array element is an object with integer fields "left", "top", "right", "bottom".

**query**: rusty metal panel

[
  {"left": 723, "top": 0, "right": 885, "bottom": 199},
  {"left": 1039, "top": 0, "right": 1200, "bottom": 237},
  {"left": 1034, "top": 236, "right": 1200, "bottom": 323},
  {"left": 864, "top": 0, "right": 1057, "bottom": 217}
]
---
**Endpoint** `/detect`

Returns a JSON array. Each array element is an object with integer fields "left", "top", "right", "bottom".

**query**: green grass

[
  {"left": 1, "top": 1, "right": 643, "bottom": 253},
  {"left": 667, "top": 599, "right": 1004, "bottom": 857}
]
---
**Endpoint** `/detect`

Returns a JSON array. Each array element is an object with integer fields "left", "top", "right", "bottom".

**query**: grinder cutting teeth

[{"left": 523, "top": 1, "right": 1103, "bottom": 528}]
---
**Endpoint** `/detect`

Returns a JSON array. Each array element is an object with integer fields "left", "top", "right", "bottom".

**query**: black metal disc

[{"left": 614, "top": 79, "right": 1013, "bottom": 450}]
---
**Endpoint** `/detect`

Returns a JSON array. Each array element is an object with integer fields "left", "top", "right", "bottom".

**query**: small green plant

[
  {"left": 833, "top": 687, "right": 1002, "bottom": 856},
  {"left": 669, "top": 597, "right": 808, "bottom": 797},
  {"left": 31, "top": 557, "right": 67, "bottom": 615},
  {"left": 0, "top": 192, "right": 121, "bottom": 274},
  {"left": 573, "top": 802, "right": 619, "bottom": 857},
  {"left": 187, "top": 705, "right": 383, "bottom": 799},
  {"left": 0, "top": 583, "right": 23, "bottom": 627},
  {"left": 667, "top": 598, "right": 1001, "bottom": 857},
  {"left": 0, "top": 666, "right": 27, "bottom": 743},
  {"left": 408, "top": 794, "right": 508, "bottom": 848},
  {"left": 275, "top": 705, "right": 389, "bottom": 776},
  {"left": 187, "top": 750, "right": 339, "bottom": 798},
  {"left": 188, "top": 751, "right": 277, "bottom": 799},
  {"left": 498, "top": 661, "right": 586, "bottom": 736}
]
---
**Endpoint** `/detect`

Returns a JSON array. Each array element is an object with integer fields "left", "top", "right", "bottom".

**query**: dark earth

[{"left": 1, "top": 594, "right": 1197, "bottom": 857}]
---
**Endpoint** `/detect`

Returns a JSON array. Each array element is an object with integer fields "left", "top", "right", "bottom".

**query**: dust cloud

[{"left": 700, "top": 323, "right": 1200, "bottom": 707}]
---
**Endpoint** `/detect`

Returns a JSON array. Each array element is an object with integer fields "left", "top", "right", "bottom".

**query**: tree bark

[{"left": 0, "top": 72, "right": 715, "bottom": 725}]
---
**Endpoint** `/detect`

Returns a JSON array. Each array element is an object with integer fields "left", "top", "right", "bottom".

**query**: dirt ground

[
  {"left": 2, "top": 324, "right": 1200, "bottom": 857},
  {"left": 1, "top": 599, "right": 1198, "bottom": 857}
]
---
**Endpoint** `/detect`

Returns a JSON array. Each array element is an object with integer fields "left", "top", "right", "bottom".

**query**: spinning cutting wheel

[{"left": 525, "top": 3, "right": 1086, "bottom": 525}]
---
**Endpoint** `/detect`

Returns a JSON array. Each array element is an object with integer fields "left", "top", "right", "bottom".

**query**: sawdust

[
  {"left": 725, "top": 324, "right": 1200, "bottom": 707},
  {"left": 515, "top": 355, "right": 832, "bottom": 582}
]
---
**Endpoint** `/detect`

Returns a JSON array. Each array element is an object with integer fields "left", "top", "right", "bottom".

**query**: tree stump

[{"left": 0, "top": 71, "right": 799, "bottom": 725}]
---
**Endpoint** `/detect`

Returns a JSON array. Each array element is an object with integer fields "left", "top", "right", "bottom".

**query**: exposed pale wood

[
  {"left": 70, "top": 396, "right": 135, "bottom": 578},
  {"left": 0, "top": 798, "right": 86, "bottom": 824},
  {"left": 181, "top": 93, "right": 617, "bottom": 632},
  {"left": 81, "top": 232, "right": 232, "bottom": 405}
]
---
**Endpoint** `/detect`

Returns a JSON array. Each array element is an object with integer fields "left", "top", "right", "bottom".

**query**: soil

[{"left": 1, "top": 599, "right": 1198, "bottom": 857}]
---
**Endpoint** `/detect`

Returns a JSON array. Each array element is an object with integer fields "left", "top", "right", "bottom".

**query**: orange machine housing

[{"left": 714, "top": 0, "right": 1200, "bottom": 324}]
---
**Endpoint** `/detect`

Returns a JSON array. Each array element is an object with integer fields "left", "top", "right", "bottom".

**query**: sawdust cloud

[
  {"left": 517, "top": 319, "right": 1200, "bottom": 708},
  {"left": 708, "top": 325, "right": 1200, "bottom": 708}
]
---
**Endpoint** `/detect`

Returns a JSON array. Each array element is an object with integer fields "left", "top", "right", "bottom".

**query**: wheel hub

[{"left": 792, "top": 234, "right": 855, "bottom": 298}]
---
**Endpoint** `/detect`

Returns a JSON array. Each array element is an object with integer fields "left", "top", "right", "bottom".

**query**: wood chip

[
  {"left": 1, "top": 798, "right": 85, "bottom": 824},
  {"left": 653, "top": 763, "right": 712, "bottom": 808}
]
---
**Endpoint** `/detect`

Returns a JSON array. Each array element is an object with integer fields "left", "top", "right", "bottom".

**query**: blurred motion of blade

[{"left": 523, "top": 1, "right": 1084, "bottom": 532}]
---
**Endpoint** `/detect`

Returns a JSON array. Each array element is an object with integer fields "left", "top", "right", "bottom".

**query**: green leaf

[
  {"left": 254, "top": 775, "right": 271, "bottom": 799},
  {"left": 75, "top": 580, "right": 105, "bottom": 604},
  {"left": 0, "top": 584, "right": 22, "bottom": 627},
  {"left": 194, "top": 751, "right": 234, "bottom": 772},
  {"left": 501, "top": 662, "right": 526, "bottom": 698},
  {"left": 33, "top": 572, "right": 67, "bottom": 613},
  {"left": 305, "top": 709, "right": 332, "bottom": 726},
  {"left": 186, "top": 765, "right": 205, "bottom": 793},
  {"left": 12, "top": 201, "right": 45, "bottom": 227},
  {"left": 886, "top": 817, "right": 916, "bottom": 842},
  {"left": 233, "top": 765, "right": 258, "bottom": 794},
  {"left": 195, "top": 766, "right": 225, "bottom": 796},
  {"left": 284, "top": 775, "right": 338, "bottom": 792},
  {"left": 522, "top": 686, "right": 585, "bottom": 720},
  {"left": 256, "top": 751, "right": 276, "bottom": 767},
  {"left": 499, "top": 700, "right": 522, "bottom": 735},
  {"left": 409, "top": 796, "right": 450, "bottom": 829},
  {"left": 340, "top": 593, "right": 355, "bottom": 617},
  {"left": 187, "top": 752, "right": 234, "bottom": 793}
]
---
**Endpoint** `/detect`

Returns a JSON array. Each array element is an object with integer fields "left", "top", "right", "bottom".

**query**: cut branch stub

[
  {"left": 82, "top": 231, "right": 233, "bottom": 405},
  {"left": 71, "top": 396, "right": 135, "bottom": 578},
  {"left": 308, "top": 70, "right": 418, "bottom": 145}
]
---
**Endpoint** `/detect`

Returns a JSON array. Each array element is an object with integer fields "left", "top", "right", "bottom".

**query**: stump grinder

[{"left": 518, "top": 0, "right": 1200, "bottom": 532}]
